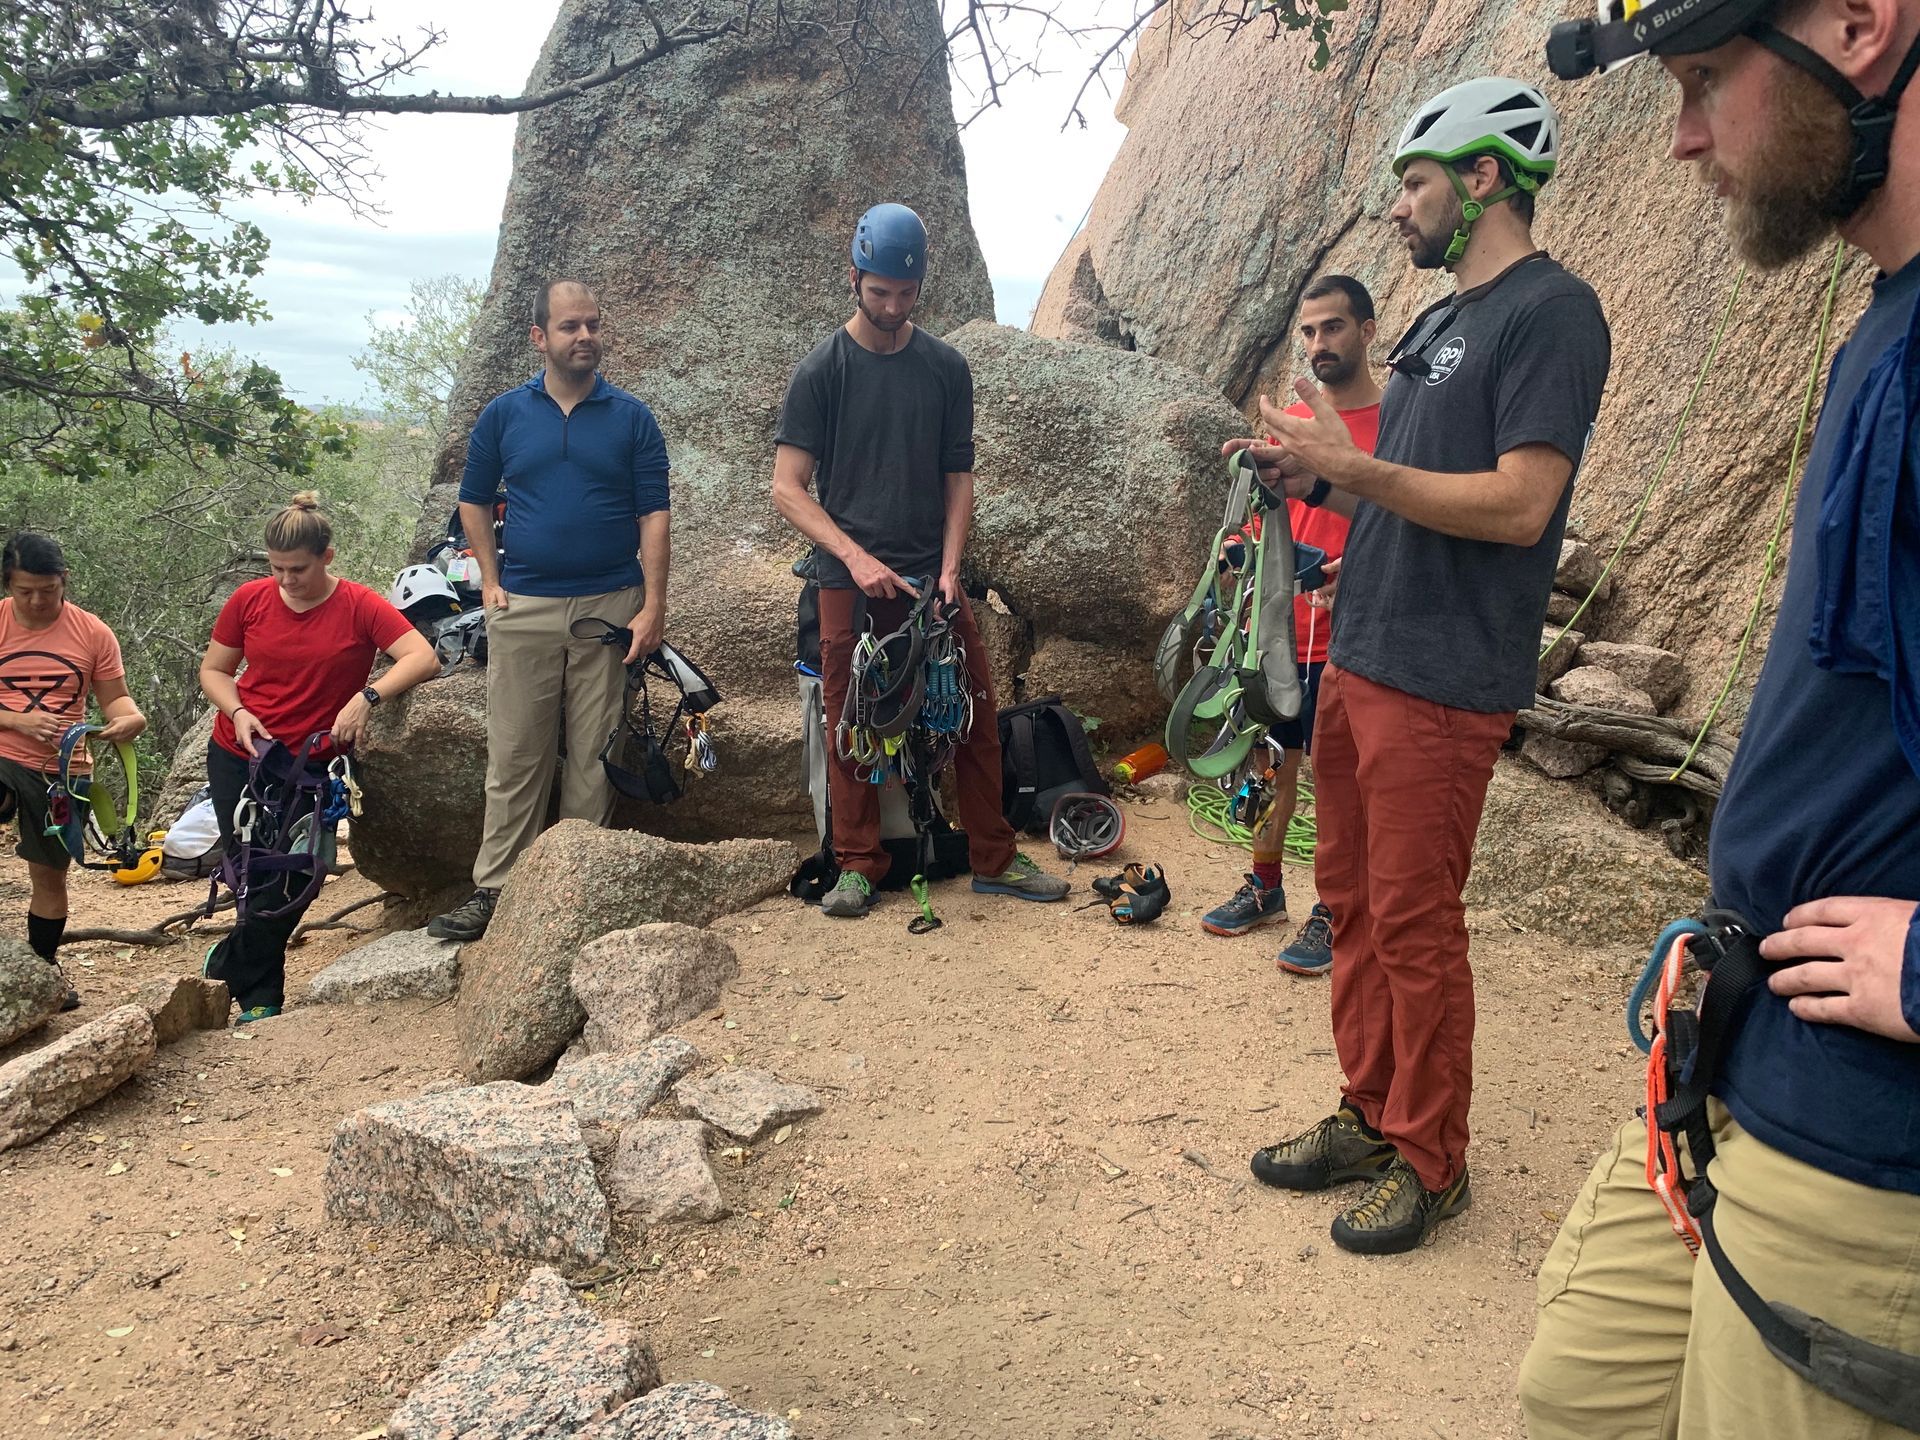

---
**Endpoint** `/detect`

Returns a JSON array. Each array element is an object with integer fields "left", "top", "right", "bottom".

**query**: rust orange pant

[
  {"left": 1312, "top": 664, "right": 1514, "bottom": 1192},
  {"left": 817, "top": 587, "right": 1018, "bottom": 885}
]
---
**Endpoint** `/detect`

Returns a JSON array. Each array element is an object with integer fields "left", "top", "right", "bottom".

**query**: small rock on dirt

[
  {"left": 580, "top": 1381, "right": 794, "bottom": 1438},
  {"left": 572, "top": 924, "right": 739, "bottom": 1053},
  {"left": 1125, "top": 770, "right": 1187, "bottom": 805},
  {"left": 1519, "top": 732, "right": 1610, "bottom": 780},
  {"left": 387, "top": 1266, "right": 660, "bottom": 1440},
  {"left": 324, "top": 1082, "right": 610, "bottom": 1265},
  {"left": 1545, "top": 589, "right": 1582, "bottom": 625},
  {"left": 0, "top": 1004, "right": 157, "bottom": 1150},
  {"left": 1575, "top": 640, "right": 1685, "bottom": 712},
  {"left": 307, "top": 929, "right": 460, "bottom": 1005},
  {"left": 604, "top": 1119, "right": 725, "bottom": 1222},
  {"left": 132, "top": 975, "right": 230, "bottom": 1043},
  {"left": 1550, "top": 665, "right": 1657, "bottom": 715},
  {"left": 0, "top": 941, "right": 69, "bottom": 1047},
  {"left": 544, "top": 1037, "right": 700, "bottom": 1137},
  {"left": 455, "top": 823, "right": 796, "bottom": 1083},
  {"left": 674, "top": 1068, "right": 823, "bottom": 1143}
]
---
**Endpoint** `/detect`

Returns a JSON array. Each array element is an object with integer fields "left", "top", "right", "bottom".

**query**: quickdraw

[
  {"left": 47, "top": 723, "right": 156, "bottom": 880},
  {"left": 567, "top": 620, "right": 723, "bottom": 804},
  {"left": 836, "top": 583, "right": 970, "bottom": 788}
]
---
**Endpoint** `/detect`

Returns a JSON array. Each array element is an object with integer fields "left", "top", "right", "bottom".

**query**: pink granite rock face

[
  {"left": 673, "top": 1069, "right": 822, "bottom": 1144},
  {"left": 387, "top": 1267, "right": 660, "bottom": 1440},
  {"left": 132, "top": 975, "right": 230, "bottom": 1043},
  {"left": 0, "top": 1004, "right": 156, "bottom": 1150},
  {"left": 572, "top": 924, "right": 739, "bottom": 1054},
  {"left": 581, "top": 1381, "right": 794, "bottom": 1438},
  {"left": 324, "top": 1082, "right": 610, "bottom": 1265},
  {"left": 604, "top": 1120, "right": 724, "bottom": 1223},
  {"left": 543, "top": 1037, "right": 700, "bottom": 1137}
]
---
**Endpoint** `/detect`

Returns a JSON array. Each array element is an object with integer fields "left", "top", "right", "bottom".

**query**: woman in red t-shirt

[{"left": 197, "top": 494, "right": 438, "bottom": 1023}]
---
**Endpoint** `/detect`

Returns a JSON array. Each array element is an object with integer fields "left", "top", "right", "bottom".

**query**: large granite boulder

[
  {"left": 1034, "top": 4, "right": 1874, "bottom": 723},
  {"left": 1467, "top": 758, "right": 1707, "bottom": 943},
  {"left": 456, "top": 822, "right": 797, "bottom": 1082},
  {"left": 350, "top": 666, "right": 490, "bottom": 902},
  {"left": 0, "top": 1005, "right": 156, "bottom": 1150},
  {"left": 0, "top": 941, "right": 68, "bottom": 1048},
  {"left": 363, "top": 0, "right": 993, "bottom": 856}
]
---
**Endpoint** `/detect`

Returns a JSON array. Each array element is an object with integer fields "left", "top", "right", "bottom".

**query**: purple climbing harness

[{"left": 209, "top": 733, "right": 356, "bottom": 922}]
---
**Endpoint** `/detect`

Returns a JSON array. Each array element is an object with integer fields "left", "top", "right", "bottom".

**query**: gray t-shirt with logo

[{"left": 1330, "top": 256, "right": 1611, "bottom": 713}]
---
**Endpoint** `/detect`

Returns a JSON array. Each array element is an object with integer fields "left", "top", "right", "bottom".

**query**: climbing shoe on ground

[
  {"left": 1277, "top": 902, "right": 1335, "bottom": 975},
  {"left": 233, "top": 1005, "right": 283, "bottom": 1026},
  {"left": 428, "top": 887, "right": 499, "bottom": 942},
  {"left": 1330, "top": 1155, "right": 1471, "bottom": 1256},
  {"left": 820, "top": 870, "right": 875, "bottom": 918},
  {"left": 1251, "top": 1099, "right": 1396, "bottom": 1191},
  {"left": 1203, "top": 874, "right": 1287, "bottom": 936},
  {"left": 48, "top": 960, "right": 78, "bottom": 1012},
  {"left": 972, "top": 853, "right": 1070, "bottom": 903}
]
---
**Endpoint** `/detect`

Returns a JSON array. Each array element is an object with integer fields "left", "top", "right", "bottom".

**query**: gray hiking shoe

[
  {"left": 971, "top": 852, "right": 1070, "bottom": 902},
  {"left": 428, "top": 887, "right": 499, "bottom": 942},
  {"left": 1331, "top": 1155, "right": 1472, "bottom": 1255},
  {"left": 1251, "top": 1099, "right": 1396, "bottom": 1191},
  {"left": 820, "top": 870, "right": 874, "bottom": 918}
]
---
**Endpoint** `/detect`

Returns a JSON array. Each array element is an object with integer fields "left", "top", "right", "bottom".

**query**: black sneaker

[
  {"left": 428, "top": 888, "right": 498, "bottom": 942},
  {"left": 1277, "top": 902, "right": 1334, "bottom": 975},
  {"left": 1330, "top": 1155, "right": 1471, "bottom": 1255},
  {"left": 1250, "top": 1099, "right": 1395, "bottom": 1191}
]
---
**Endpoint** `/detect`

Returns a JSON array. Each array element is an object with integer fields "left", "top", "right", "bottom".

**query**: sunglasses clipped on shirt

[{"left": 1384, "top": 297, "right": 1462, "bottom": 381}]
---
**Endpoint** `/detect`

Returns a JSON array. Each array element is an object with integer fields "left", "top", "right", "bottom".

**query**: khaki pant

[
  {"left": 1519, "top": 1103, "right": 1920, "bottom": 1440},
  {"left": 471, "top": 587, "right": 642, "bottom": 890}
]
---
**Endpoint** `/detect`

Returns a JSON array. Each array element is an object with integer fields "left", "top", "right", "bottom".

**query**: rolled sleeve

[
  {"left": 632, "top": 406, "right": 671, "bottom": 516},
  {"left": 1903, "top": 909, "right": 1920, "bottom": 1038},
  {"left": 940, "top": 356, "right": 976, "bottom": 474}
]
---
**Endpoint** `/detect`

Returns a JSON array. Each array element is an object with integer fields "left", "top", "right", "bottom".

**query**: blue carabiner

[{"left": 1628, "top": 917, "right": 1709, "bottom": 1055}]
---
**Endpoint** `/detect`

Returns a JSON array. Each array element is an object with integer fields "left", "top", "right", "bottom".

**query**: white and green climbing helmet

[{"left": 1391, "top": 77, "right": 1560, "bottom": 263}]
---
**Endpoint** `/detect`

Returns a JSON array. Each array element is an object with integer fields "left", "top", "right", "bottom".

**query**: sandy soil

[{"left": 0, "top": 792, "right": 1651, "bottom": 1440}]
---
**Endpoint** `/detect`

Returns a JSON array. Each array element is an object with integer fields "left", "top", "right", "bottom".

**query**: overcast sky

[{"left": 159, "top": 1, "right": 1132, "bottom": 406}]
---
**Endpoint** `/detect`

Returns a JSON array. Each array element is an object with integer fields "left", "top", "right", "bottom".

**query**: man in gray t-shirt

[
  {"left": 1235, "top": 78, "right": 1611, "bottom": 1257},
  {"left": 772, "top": 203, "right": 1069, "bottom": 919}
]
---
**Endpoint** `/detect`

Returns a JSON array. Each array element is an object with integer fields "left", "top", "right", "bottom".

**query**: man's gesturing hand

[{"left": 1762, "top": 896, "right": 1920, "bottom": 1043}]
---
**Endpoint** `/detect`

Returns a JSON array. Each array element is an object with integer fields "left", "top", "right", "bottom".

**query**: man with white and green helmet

[{"left": 1230, "top": 79, "right": 1612, "bottom": 1254}]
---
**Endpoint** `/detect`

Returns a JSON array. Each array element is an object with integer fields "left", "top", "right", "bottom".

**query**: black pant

[{"left": 203, "top": 740, "right": 323, "bottom": 1011}]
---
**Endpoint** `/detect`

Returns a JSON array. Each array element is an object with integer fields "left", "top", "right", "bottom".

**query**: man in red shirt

[{"left": 1202, "top": 276, "right": 1381, "bottom": 977}]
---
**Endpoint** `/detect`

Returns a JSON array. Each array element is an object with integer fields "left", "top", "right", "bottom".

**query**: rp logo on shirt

[
  {"left": 1425, "top": 336, "right": 1467, "bottom": 386},
  {"left": 1428, "top": 336, "right": 1466, "bottom": 385}
]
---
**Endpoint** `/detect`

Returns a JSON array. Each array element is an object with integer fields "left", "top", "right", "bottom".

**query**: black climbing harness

[
  {"left": 211, "top": 733, "right": 361, "bottom": 922},
  {"left": 1636, "top": 909, "right": 1920, "bottom": 1432},
  {"left": 569, "top": 620, "right": 721, "bottom": 805}
]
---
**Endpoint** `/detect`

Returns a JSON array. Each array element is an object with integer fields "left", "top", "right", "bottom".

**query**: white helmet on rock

[{"left": 389, "top": 564, "right": 461, "bottom": 622}]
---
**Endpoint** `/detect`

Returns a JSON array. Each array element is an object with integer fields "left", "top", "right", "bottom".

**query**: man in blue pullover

[
  {"left": 430, "top": 280, "right": 671, "bottom": 941},
  {"left": 1521, "top": 2, "right": 1920, "bottom": 1436}
]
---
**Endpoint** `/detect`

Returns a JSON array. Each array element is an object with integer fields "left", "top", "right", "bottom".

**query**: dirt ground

[{"left": 0, "top": 791, "right": 1653, "bottom": 1440}]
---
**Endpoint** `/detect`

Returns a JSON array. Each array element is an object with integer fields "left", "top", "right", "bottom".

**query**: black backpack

[{"left": 998, "top": 696, "right": 1109, "bottom": 834}]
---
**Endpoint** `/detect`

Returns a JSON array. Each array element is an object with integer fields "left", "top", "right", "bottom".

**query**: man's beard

[
  {"left": 551, "top": 346, "right": 600, "bottom": 378},
  {"left": 856, "top": 293, "right": 910, "bottom": 332},
  {"left": 1311, "top": 352, "right": 1360, "bottom": 386},
  {"left": 1404, "top": 194, "right": 1464, "bottom": 271},
  {"left": 1708, "top": 61, "right": 1853, "bottom": 269}
]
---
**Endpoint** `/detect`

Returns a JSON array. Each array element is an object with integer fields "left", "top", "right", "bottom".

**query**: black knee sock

[{"left": 27, "top": 912, "right": 66, "bottom": 962}]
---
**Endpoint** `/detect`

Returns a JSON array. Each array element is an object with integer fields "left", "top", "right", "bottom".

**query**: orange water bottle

[{"left": 1112, "top": 742, "right": 1169, "bottom": 785}]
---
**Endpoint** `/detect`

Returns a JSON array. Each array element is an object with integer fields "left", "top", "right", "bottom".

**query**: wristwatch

[
  {"left": 361, "top": 685, "right": 382, "bottom": 708},
  {"left": 1302, "top": 478, "right": 1333, "bottom": 509}
]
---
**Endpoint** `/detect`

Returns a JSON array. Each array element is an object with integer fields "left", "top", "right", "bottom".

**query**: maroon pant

[
  {"left": 817, "top": 587, "right": 1018, "bottom": 884},
  {"left": 1312, "top": 665, "right": 1514, "bottom": 1192}
]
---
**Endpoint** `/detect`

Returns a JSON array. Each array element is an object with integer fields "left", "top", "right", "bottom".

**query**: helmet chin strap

[
  {"left": 1747, "top": 22, "right": 1920, "bottom": 215},
  {"left": 1440, "top": 166, "right": 1540, "bottom": 265}
]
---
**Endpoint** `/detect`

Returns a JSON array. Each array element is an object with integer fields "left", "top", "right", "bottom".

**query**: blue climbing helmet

[{"left": 851, "top": 203, "right": 928, "bottom": 282}]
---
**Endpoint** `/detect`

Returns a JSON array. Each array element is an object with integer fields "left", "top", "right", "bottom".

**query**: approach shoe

[
  {"left": 971, "top": 852, "right": 1070, "bottom": 903},
  {"left": 233, "top": 1005, "right": 283, "bottom": 1026},
  {"left": 1202, "top": 874, "right": 1287, "bottom": 936},
  {"left": 1331, "top": 1155, "right": 1471, "bottom": 1256},
  {"left": 1251, "top": 1099, "right": 1396, "bottom": 1191},
  {"left": 820, "top": 870, "right": 875, "bottom": 918},
  {"left": 428, "top": 887, "right": 498, "bottom": 942},
  {"left": 1277, "top": 902, "right": 1335, "bottom": 975}
]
